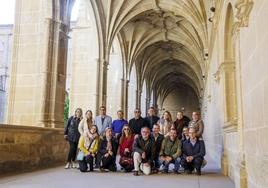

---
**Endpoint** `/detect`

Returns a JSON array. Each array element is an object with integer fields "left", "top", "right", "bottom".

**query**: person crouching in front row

[
  {"left": 159, "top": 129, "right": 182, "bottom": 174},
  {"left": 97, "top": 127, "right": 118, "bottom": 172},
  {"left": 119, "top": 124, "right": 135, "bottom": 172},
  {"left": 78, "top": 125, "right": 99, "bottom": 172},
  {"left": 133, "top": 127, "right": 155, "bottom": 176},
  {"left": 181, "top": 127, "right": 206, "bottom": 175}
]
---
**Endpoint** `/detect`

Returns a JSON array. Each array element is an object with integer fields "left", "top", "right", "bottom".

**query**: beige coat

[
  {"left": 78, "top": 118, "right": 95, "bottom": 135},
  {"left": 158, "top": 118, "right": 173, "bottom": 136}
]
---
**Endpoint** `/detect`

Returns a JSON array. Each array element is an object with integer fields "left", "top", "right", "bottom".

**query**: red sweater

[{"left": 119, "top": 135, "right": 135, "bottom": 157}]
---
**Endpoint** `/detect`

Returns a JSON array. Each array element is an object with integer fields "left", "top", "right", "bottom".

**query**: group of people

[{"left": 64, "top": 106, "right": 206, "bottom": 176}]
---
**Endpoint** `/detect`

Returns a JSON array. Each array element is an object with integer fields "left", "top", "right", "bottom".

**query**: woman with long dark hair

[
  {"left": 64, "top": 108, "right": 83, "bottom": 169},
  {"left": 119, "top": 124, "right": 135, "bottom": 172}
]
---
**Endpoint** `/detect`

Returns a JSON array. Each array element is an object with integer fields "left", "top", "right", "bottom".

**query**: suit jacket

[
  {"left": 95, "top": 115, "right": 112, "bottom": 135},
  {"left": 151, "top": 133, "right": 164, "bottom": 155},
  {"left": 145, "top": 116, "right": 160, "bottom": 130},
  {"left": 129, "top": 117, "right": 149, "bottom": 135},
  {"left": 182, "top": 138, "right": 206, "bottom": 159}
]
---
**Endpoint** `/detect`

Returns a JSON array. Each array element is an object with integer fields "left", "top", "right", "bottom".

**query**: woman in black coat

[
  {"left": 97, "top": 127, "right": 118, "bottom": 172},
  {"left": 64, "top": 108, "right": 83, "bottom": 169}
]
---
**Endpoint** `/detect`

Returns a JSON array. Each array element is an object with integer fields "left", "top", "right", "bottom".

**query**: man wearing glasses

[
  {"left": 129, "top": 108, "right": 149, "bottom": 135},
  {"left": 133, "top": 127, "right": 155, "bottom": 176}
]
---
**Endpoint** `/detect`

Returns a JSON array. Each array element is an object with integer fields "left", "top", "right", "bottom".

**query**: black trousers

[
  {"left": 79, "top": 155, "right": 94, "bottom": 172},
  {"left": 67, "top": 141, "right": 78, "bottom": 162},
  {"left": 181, "top": 157, "right": 203, "bottom": 172},
  {"left": 153, "top": 155, "right": 160, "bottom": 169},
  {"left": 98, "top": 154, "right": 117, "bottom": 171}
]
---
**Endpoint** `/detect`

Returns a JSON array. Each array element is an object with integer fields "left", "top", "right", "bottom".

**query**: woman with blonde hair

[
  {"left": 158, "top": 111, "right": 173, "bottom": 136},
  {"left": 78, "top": 110, "right": 95, "bottom": 136}
]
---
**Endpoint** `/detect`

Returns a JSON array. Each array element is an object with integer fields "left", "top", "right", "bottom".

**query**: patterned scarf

[
  {"left": 106, "top": 136, "right": 112, "bottom": 151},
  {"left": 84, "top": 131, "right": 98, "bottom": 149}
]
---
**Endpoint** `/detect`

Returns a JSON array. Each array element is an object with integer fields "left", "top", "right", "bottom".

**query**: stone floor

[{"left": 0, "top": 159, "right": 234, "bottom": 188}]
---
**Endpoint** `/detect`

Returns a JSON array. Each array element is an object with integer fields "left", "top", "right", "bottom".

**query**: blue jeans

[{"left": 160, "top": 157, "right": 181, "bottom": 171}]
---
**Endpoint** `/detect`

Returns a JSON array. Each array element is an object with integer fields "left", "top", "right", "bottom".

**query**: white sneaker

[
  {"left": 72, "top": 162, "right": 79, "bottom": 168},
  {"left": 65, "top": 162, "right": 71, "bottom": 169},
  {"left": 71, "top": 162, "right": 75, "bottom": 168}
]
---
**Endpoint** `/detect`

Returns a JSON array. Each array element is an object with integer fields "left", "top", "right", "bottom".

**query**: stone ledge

[
  {"left": 0, "top": 124, "right": 64, "bottom": 133},
  {"left": 0, "top": 124, "right": 68, "bottom": 175}
]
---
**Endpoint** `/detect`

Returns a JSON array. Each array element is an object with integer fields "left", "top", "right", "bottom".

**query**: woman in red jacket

[{"left": 119, "top": 124, "right": 135, "bottom": 172}]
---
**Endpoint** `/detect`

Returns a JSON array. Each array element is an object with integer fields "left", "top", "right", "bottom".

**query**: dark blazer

[
  {"left": 174, "top": 116, "right": 190, "bottom": 140},
  {"left": 64, "top": 116, "right": 81, "bottom": 143},
  {"left": 182, "top": 138, "right": 206, "bottom": 159},
  {"left": 145, "top": 116, "right": 160, "bottom": 130},
  {"left": 151, "top": 133, "right": 164, "bottom": 155},
  {"left": 129, "top": 117, "right": 149, "bottom": 135},
  {"left": 133, "top": 135, "right": 155, "bottom": 163},
  {"left": 98, "top": 136, "right": 118, "bottom": 159}
]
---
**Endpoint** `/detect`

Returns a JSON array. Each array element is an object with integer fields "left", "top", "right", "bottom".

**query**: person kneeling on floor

[
  {"left": 181, "top": 127, "right": 206, "bottom": 175},
  {"left": 97, "top": 127, "right": 118, "bottom": 172},
  {"left": 77, "top": 125, "right": 99, "bottom": 172},
  {"left": 133, "top": 127, "right": 155, "bottom": 176},
  {"left": 159, "top": 129, "right": 182, "bottom": 174}
]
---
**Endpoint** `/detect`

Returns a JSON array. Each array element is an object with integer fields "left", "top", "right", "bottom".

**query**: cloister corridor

[{"left": 0, "top": 0, "right": 267, "bottom": 188}]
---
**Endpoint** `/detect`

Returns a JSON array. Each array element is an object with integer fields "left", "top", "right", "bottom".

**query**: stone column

[
  {"left": 145, "top": 97, "right": 150, "bottom": 114},
  {"left": 7, "top": 0, "right": 70, "bottom": 128},
  {"left": 69, "top": 0, "right": 99, "bottom": 116},
  {"left": 97, "top": 58, "right": 109, "bottom": 108},
  {"left": 121, "top": 78, "right": 129, "bottom": 119},
  {"left": 136, "top": 89, "right": 142, "bottom": 110}
]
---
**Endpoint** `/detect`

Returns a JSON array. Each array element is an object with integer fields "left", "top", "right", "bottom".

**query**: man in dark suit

[
  {"left": 145, "top": 107, "right": 160, "bottom": 131},
  {"left": 151, "top": 124, "right": 164, "bottom": 172},
  {"left": 129, "top": 108, "right": 149, "bottom": 135},
  {"left": 181, "top": 127, "right": 206, "bottom": 175}
]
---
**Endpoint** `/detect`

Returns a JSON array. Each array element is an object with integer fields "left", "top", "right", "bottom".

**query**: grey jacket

[{"left": 95, "top": 115, "right": 112, "bottom": 134}]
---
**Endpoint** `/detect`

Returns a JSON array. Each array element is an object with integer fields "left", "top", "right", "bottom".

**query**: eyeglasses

[{"left": 123, "top": 128, "right": 130, "bottom": 131}]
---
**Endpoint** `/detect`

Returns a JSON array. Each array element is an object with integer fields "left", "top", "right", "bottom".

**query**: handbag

[
  {"left": 76, "top": 137, "right": 96, "bottom": 161},
  {"left": 119, "top": 156, "right": 134, "bottom": 166},
  {"left": 76, "top": 150, "right": 84, "bottom": 161}
]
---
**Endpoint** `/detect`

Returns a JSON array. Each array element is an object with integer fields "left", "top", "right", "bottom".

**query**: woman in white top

[
  {"left": 158, "top": 111, "right": 173, "bottom": 136},
  {"left": 78, "top": 110, "right": 95, "bottom": 136}
]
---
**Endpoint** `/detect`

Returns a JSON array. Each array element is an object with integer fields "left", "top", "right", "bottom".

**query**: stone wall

[
  {"left": 239, "top": 1, "right": 268, "bottom": 188},
  {"left": 203, "top": 0, "right": 268, "bottom": 188},
  {"left": 161, "top": 88, "right": 199, "bottom": 119},
  {"left": 0, "top": 125, "right": 68, "bottom": 175}
]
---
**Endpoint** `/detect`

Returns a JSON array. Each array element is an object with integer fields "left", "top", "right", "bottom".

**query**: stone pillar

[
  {"left": 97, "top": 59, "right": 109, "bottom": 108},
  {"left": 7, "top": 0, "right": 70, "bottom": 128},
  {"left": 136, "top": 89, "right": 142, "bottom": 110},
  {"left": 145, "top": 97, "right": 150, "bottom": 114},
  {"left": 69, "top": 0, "right": 99, "bottom": 116},
  {"left": 121, "top": 78, "right": 129, "bottom": 119}
]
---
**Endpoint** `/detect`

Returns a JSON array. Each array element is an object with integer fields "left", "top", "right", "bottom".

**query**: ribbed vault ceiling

[{"left": 90, "top": 0, "right": 211, "bottom": 102}]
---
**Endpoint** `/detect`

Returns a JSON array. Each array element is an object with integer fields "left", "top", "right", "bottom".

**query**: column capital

[{"left": 213, "top": 61, "right": 235, "bottom": 82}]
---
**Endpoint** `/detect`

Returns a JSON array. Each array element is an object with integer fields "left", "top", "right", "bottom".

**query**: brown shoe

[{"left": 133, "top": 171, "right": 139, "bottom": 176}]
